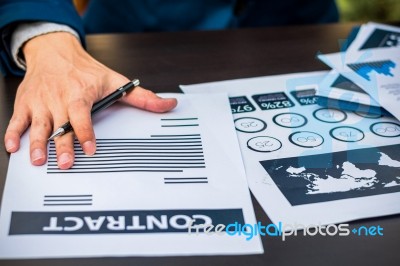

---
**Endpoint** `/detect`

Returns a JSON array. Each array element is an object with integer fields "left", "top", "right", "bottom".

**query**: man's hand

[{"left": 4, "top": 32, "right": 177, "bottom": 169}]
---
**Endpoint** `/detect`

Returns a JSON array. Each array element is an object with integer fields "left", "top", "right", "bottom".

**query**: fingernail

[
  {"left": 31, "top": 148, "right": 45, "bottom": 164},
  {"left": 5, "top": 139, "right": 17, "bottom": 152},
  {"left": 82, "top": 141, "right": 96, "bottom": 156},
  {"left": 58, "top": 153, "right": 73, "bottom": 169}
]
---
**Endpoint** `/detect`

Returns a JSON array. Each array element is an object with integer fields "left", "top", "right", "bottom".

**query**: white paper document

[
  {"left": 317, "top": 70, "right": 385, "bottom": 111},
  {"left": 181, "top": 71, "right": 400, "bottom": 227},
  {"left": 317, "top": 23, "right": 400, "bottom": 114},
  {"left": 318, "top": 22, "right": 400, "bottom": 120},
  {"left": 346, "top": 22, "right": 400, "bottom": 53},
  {"left": 0, "top": 93, "right": 263, "bottom": 259},
  {"left": 318, "top": 49, "right": 400, "bottom": 120}
]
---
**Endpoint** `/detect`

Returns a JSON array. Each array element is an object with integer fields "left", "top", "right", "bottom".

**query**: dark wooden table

[{"left": 1, "top": 23, "right": 399, "bottom": 266}]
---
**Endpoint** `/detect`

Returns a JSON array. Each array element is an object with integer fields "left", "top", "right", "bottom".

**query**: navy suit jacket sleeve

[{"left": 0, "top": 0, "right": 85, "bottom": 76}]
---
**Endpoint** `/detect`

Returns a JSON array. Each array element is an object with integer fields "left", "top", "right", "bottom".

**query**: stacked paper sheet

[
  {"left": 317, "top": 22, "right": 400, "bottom": 118},
  {"left": 182, "top": 71, "right": 400, "bottom": 228}
]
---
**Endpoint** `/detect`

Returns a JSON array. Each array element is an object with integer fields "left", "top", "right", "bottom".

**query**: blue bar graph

[{"left": 347, "top": 60, "right": 396, "bottom": 81}]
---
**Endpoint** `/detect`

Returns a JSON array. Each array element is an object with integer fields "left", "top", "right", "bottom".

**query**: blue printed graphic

[
  {"left": 331, "top": 75, "right": 365, "bottom": 93},
  {"left": 360, "top": 29, "right": 400, "bottom": 50},
  {"left": 259, "top": 144, "right": 400, "bottom": 206},
  {"left": 347, "top": 60, "right": 396, "bottom": 81}
]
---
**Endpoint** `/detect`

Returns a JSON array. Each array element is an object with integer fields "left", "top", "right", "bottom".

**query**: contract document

[{"left": 0, "top": 93, "right": 262, "bottom": 259}]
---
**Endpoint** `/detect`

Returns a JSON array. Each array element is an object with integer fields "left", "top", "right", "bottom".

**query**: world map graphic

[{"left": 260, "top": 144, "right": 400, "bottom": 205}]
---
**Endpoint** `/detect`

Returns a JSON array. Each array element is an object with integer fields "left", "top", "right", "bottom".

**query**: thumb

[{"left": 121, "top": 86, "right": 178, "bottom": 113}]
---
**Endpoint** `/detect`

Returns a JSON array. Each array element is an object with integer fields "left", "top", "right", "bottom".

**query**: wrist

[
  {"left": 11, "top": 22, "right": 81, "bottom": 70},
  {"left": 23, "top": 32, "right": 83, "bottom": 67}
]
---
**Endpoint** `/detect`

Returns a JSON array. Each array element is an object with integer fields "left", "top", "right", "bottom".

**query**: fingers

[
  {"left": 122, "top": 86, "right": 177, "bottom": 113},
  {"left": 50, "top": 98, "right": 95, "bottom": 170},
  {"left": 6, "top": 67, "right": 176, "bottom": 172},
  {"left": 53, "top": 132, "right": 75, "bottom": 170},
  {"left": 51, "top": 108, "right": 75, "bottom": 169},
  {"left": 67, "top": 98, "right": 96, "bottom": 156},
  {"left": 29, "top": 113, "right": 52, "bottom": 165},
  {"left": 4, "top": 111, "right": 30, "bottom": 153}
]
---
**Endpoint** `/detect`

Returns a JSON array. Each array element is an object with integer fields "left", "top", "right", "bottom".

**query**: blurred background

[
  {"left": 73, "top": 0, "right": 400, "bottom": 23},
  {"left": 338, "top": 0, "right": 400, "bottom": 22}
]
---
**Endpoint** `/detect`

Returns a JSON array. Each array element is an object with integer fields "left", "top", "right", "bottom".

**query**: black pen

[{"left": 48, "top": 79, "right": 140, "bottom": 140}]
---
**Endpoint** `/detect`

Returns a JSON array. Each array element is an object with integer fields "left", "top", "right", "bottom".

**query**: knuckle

[
  {"left": 77, "top": 123, "right": 93, "bottom": 134},
  {"left": 68, "top": 98, "right": 91, "bottom": 110},
  {"left": 31, "top": 118, "right": 52, "bottom": 130},
  {"left": 55, "top": 139, "right": 74, "bottom": 153},
  {"left": 9, "top": 115, "right": 30, "bottom": 129},
  {"left": 30, "top": 138, "right": 46, "bottom": 148},
  {"left": 138, "top": 87, "right": 153, "bottom": 97},
  {"left": 75, "top": 125, "right": 94, "bottom": 141}
]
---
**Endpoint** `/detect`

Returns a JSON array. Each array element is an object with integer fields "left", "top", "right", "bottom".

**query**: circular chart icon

[
  {"left": 247, "top": 136, "right": 282, "bottom": 152},
  {"left": 370, "top": 122, "right": 400, "bottom": 137},
  {"left": 353, "top": 111, "right": 382, "bottom": 119},
  {"left": 234, "top": 117, "right": 267, "bottom": 133},
  {"left": 289, "top": 131, "right": 324, "bottom": 148},
  {"left": 273, "top": 112, "right": 307, "bottom": 128},
  {"left": 330, "top": 126, "right": 365, "bottom": 142},
  {"left": 313, "top": 108, "right": 347, "bottom": 123}
]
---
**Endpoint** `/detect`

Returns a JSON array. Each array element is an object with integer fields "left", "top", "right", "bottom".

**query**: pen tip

[
  {"left": 48, "top": 128, "right": 65, "bottom": 141},
  {"left": 47, "top": 134, "right": 57, "bottom": 141}
]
